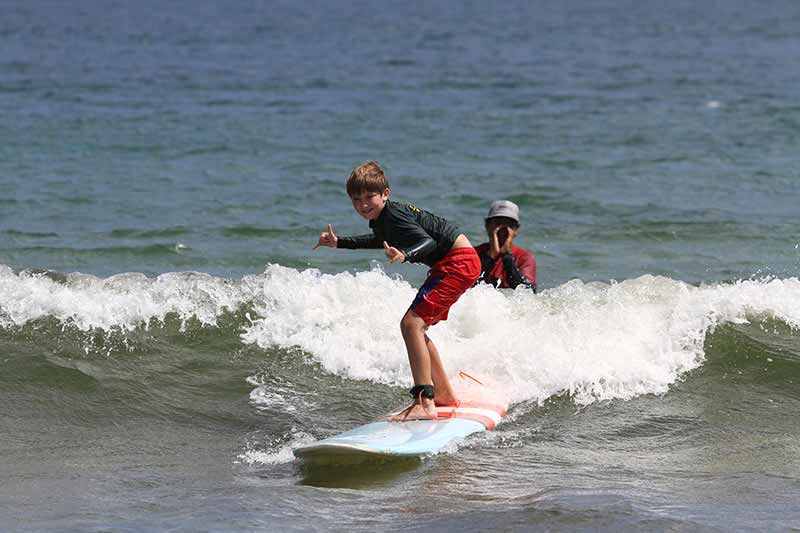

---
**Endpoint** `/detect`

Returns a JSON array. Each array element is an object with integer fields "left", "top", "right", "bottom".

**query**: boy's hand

[
  {"left": 314, "top": 224, "right": 338, "bottom": 249},
  {"left": 383, "top": 241, "right": 405, "bottom": 263}
]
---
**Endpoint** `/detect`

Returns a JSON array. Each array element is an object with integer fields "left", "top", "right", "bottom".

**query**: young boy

[{"left": 315, "top": 161, "right": 481, "bottom": 420}]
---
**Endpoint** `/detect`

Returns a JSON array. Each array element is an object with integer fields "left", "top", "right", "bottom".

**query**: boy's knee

[
  {"left": 400, "top": 312, "right": 424, "bottom": 336},
  {"left": 399, "top": 316, "right": 414, "bottom": 335}
]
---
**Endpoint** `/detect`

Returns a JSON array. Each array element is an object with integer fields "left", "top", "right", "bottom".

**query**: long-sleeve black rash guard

[{"left": 336, "top": 200, "right": 459, "bottom": 267}]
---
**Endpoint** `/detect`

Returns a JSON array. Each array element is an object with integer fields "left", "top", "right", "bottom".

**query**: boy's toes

[{"left": 388, "top": 403, "right": 437, "bottom": 421}]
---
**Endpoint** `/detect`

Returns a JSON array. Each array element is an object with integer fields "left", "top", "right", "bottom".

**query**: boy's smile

[{"left": 350, "top": 188, "right": 389, "bottom": 220}]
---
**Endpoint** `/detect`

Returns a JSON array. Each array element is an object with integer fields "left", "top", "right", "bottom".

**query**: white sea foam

[
  {"left": 237, "top": 429, "right": 316, "bottom": 465},
  {"left": 2, "top": 263, "right": 800, "bottom": 406},
  {"left": 246, "top": 375, "right": 318, "bottom": 413},
  {"left": 240, "top": 265, "right": 418, "bottom": 385},
  {"left": 240, "top": 267, "right": 800, "bottom": 406},
  {"left": 0, "top": 264, "right": 248, "bottom": 331}
]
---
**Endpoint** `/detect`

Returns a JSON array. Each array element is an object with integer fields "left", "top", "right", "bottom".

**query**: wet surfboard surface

[{"left": 294, "top": 374, "right": 509, "bottom": 464}]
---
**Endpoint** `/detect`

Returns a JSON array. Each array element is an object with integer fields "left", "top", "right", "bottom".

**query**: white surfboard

[{"left": 294, "top": 373, "right": 509, "bottom": 465}]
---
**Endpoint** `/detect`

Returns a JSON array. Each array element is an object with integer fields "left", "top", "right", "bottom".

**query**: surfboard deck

[{"left": 294, "top": 374, "right": 508, "bottom": 465}]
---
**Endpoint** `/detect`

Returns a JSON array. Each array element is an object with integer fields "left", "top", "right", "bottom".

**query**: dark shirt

[
  {"left": 474, "top": 242, "right": 537, "bottom": 291},
  {"left": 337, "top": 200, "right": 459, "bottom": 266}
]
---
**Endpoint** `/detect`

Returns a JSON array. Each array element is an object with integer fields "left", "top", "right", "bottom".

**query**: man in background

[{"left": 474, "top": 200, "right": 537, "bottom": 292}]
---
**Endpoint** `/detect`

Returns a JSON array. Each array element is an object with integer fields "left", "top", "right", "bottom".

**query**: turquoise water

[{"left": 2, "top": 1, "right": 800, "bottom": 530}]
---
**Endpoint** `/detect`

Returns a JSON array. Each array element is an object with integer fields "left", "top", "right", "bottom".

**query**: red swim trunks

[{"left": 409, "top": 247, "right": 481, "bottom": 326}]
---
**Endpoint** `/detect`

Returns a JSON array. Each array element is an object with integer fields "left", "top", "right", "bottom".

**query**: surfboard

[{"left": 294, "top": 373, "right": 509, "bottom": 465}]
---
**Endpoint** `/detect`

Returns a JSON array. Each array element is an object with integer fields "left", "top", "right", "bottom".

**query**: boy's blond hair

[{"left": 346, "top": 161, "right": 389, "bottom": 197}]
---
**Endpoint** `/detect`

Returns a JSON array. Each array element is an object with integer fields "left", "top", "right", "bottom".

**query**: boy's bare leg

[
  {"left": 390, "top": 310, "right": 436, "bottom": 420},
  {"left": 425, "top": 334, "right": 458, "bottom": 406}
]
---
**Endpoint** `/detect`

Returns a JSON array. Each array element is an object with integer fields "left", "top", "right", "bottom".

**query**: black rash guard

[{"left": 337, "top": 200, "right": 459, "bottom": 267}]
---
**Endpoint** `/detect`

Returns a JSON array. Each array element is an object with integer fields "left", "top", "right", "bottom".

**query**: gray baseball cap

[{"left": 485, "top": 200, "right": 520, "bottom": 223}]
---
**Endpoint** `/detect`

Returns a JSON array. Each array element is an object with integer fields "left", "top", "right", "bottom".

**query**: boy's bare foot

[
  {"left": 388, "top": 399, "right": 437, "bottom": 421},
  {"left": 434, "top": 395, "right": 460, "bottom": 407}
]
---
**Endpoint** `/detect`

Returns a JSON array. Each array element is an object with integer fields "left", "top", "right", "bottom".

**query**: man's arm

[
  {"left": 477, "top": 247, "right": 498, "bottom": 285},
  {"left": 501, "top": 250, "right": 537, "bottom": 292}
]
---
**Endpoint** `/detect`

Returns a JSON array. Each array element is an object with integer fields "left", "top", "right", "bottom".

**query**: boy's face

[{"left": 350, "top": 187, "right": 389, "bottom": 221}]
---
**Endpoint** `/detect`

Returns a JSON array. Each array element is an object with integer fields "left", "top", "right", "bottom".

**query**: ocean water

[{"left": 2, "top": 1, "right": 800, "bottom": 531}]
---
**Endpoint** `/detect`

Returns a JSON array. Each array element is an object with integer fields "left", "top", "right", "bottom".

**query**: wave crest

[{"left": 2, "top": 264, "right": 799, "bottom": 405}]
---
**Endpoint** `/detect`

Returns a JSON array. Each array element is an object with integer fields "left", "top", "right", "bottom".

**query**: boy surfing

[{"left": 315, "top": 161, "right": 480, "bottom": 421}]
